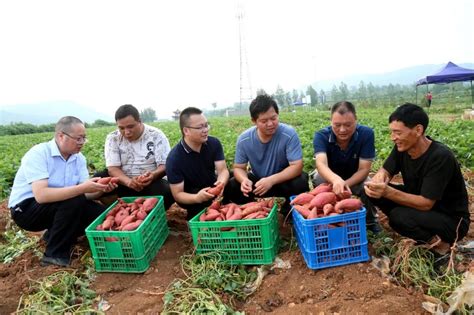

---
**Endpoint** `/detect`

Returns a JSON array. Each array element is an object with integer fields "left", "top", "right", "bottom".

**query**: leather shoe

[
  {"left": 366, "top": 222, "right": 383, "bottom": 235},
  {"left": 40, "top": 256, "right": 70, "bottom": 267}
]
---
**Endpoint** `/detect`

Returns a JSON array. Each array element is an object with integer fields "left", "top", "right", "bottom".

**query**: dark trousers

[
  {"left": 224, "top": 172, "right": 310, "bottom": 213},
  {"left": 365, "top": 184, "right": 469, "bottom": 244},
  {"left": 10, "top": 196, "right": 105, "bottom": 259},
  {"left": 94, "top": 169, "right": 174, "bottom": 210}
]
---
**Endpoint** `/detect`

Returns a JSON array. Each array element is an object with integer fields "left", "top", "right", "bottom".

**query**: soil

[{"left": 1, "top": 176, "right": 473, "bottom": 314}]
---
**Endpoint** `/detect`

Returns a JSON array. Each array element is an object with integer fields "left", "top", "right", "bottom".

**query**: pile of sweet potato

[
  {"left": 199, "top": 198, "right": 274, "bottom": 222},
  {"left": 96, "top": 197, "right": 159, "bottom": 231},
  {"left": 290, "top": 183, "right": 362, "bottom": 220}
]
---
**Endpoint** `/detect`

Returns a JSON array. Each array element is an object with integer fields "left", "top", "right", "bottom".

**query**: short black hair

[
  {"left": 331, "top": 101, "right": 357, "bottom": 118},
  {"left": 115, "top": 104, "right": 140, "bottom": 122},
  {"left": 389, "top": 103, "right": 429, "bottom": 134},
  {"left": 179, "top": 107, "right": 203, "bottom": 136},
  {"left": 249, "top": 94, "right": 279, "bottom": 120}
]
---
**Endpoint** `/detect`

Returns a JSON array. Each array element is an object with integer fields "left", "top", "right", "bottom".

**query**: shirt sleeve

[
  {"left": 104, "top": 132, "right": 121, "bottom": 167},
  {"left": 286, "top": 130, "right": 303, "bottom": 162},
  {"left": 22, "top": 147, "right": 50, "bottom": 184},
  {"left": 382, "top": 145, "right": 399, "bottom": 176},
  {"left": 165, "top": 153, "right": 183, "bottom": 184},
  {"left": 313, "top": 130, "right": 328, "bottom": 155},
  {"left": 234, "top": 135, "right": 249, "bottom": 165},
  {"left": 359, "top": 128, "right": 376, "bottom": 160},
  {"left": 155, "top": 131, "right": 171, "bottom": 165},
  {"left": 77, "top": 154, "right": 90, "bottom": 183},
  {"left": 213, "top": 138, "right": 225, "bottom": 161}
]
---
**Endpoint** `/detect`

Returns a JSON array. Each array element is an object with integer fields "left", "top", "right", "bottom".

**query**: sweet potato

[
  {"left": 336, "top": 190, "right": 352, "bottom": 201},
  {"left": 240, "top": 201, "right": 258, "bottom": 209},
  {"left": 96, "top": 224, "right": 104, "bottom": 231},
  {"left": 142, "top": 197, "right": 158, "bottom": 212},
  {"left": 208, "top": 199, "right": 221, "bottom": 210},
  {"left": 199, "top": 213, "right": 207, "bottom": 221},
  {"left": 207, "top": 182, "right": 224, "bottom": 196},
  {"left": 322, "top": 203, "right": 335, "bottom": 216},
  {"left": 307, "top": 207, "right": 318, "bottom": 219},
  {"left": 136, "top": 210, "right": 147, "bottom": 220},
  {"left": 309, "top": 192, "right": 337, "bottom": 208},
  {"left": 119, "top": 215, "right": 136, "bottom": 229},
  {"left": 110, "top": 177, "right": 119, "bottom": 184},
  {"left": 227, "top": 208, "right": 243, "bottom": 220},
  {"left": 243, "top": 212, "right": 260, "bottom": 220},
  {"left": 241, "top": 204, "right": 261, "bottom": 217},
  {"left": 97, "top": 177, "right": 112, "bottom": 184},
  {"left": 293, "top": 205, "right": 311, "bottom": 218},
  {"left": 290, "top": 193, "right": 315, "bottom": 205},
  {"left": 114, "top": 210, "right": 129, "bottom": 226},
  {"left": 206, "top": 209, "right": 221, "bottom": 221},
  {"left": 102, "top": 217, "right": 114, "bottom": 230},
  {"left": 121, "top": 220, "right": 143, "bottom": 231},
  {"left": 334, "top": 198, "right": 362, "bottom": 213},
  {"left": 134, "top": 197, "right": 146, "bottom": 204},
  {"left": 309, "top": 183, "right": 333, "bottom": 196}
]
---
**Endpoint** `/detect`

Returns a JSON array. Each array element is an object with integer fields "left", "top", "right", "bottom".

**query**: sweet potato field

[
  {"left": 0, "top": 107, "right": 472, "bottom": 200},
  {"left": 0, "top": 106, "right": 473, "bottom": 314}
]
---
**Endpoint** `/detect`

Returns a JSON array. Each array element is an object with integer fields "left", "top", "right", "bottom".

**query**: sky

[{"left": 0, "top": 0, "right": 473, "bottom": 120}]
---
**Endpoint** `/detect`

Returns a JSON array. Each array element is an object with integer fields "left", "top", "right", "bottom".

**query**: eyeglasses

[
  {"left": 62, "top": 131, "right": 88, "bottom": 144},
  {"left": 185, "top": 123, "right": 211, "bottom": 131}
]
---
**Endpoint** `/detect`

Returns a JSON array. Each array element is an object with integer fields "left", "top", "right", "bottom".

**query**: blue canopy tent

[{"left": 416, "top": 61, "right": 474, "bottom": 105}]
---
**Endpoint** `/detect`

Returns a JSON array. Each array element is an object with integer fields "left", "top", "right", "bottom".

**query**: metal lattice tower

[{"left": 237, "top": 3, "right": 253, "bottom": 109}]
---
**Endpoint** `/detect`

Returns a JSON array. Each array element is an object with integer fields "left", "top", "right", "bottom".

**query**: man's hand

[
  {"left": 137, "top": 171, "right": 154, "bottom": 187},
  {"left": 85, "top": 178, "right": 111, "bottom": 193},
  {"left": 240, "top": 178, "right": 253, "bottom": 197},
  {"left": 331, "top": 177, "right": 348, "bottom": 196},
  {"left": 127, "top": 177, "right": 145, "bottom": 192},
  {"left": 364, "top": 181, "right": 388, "bottom": 199},
  {"left": 196, "top": 187, "right": 215, "bottom": 203},
  {"left": 254, "top": 177, "right": 274, "bottom": 196}
]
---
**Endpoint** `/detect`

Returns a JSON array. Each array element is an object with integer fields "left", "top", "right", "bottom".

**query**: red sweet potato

[
  {"left": 97, "top": 177, "right": 112, "bottom": 184},
  {"left": 136, "top": 210, "right": 147, "bottom": 220},
  {"left": 114, "top": 210, "right": 129, "bottom": 226},
  {"left": 309, "top": 192, "right": 337, "bottom": 208},
  {"left": 322, "top": 203, "right": 335, "bottom": 215},
  {"left": 206, "top": 209, "right": 221, "bottom": 221},
  {"left": 241, "top": 204, "right": 261, "bottom": 217},
  {"left": 290, "top": 192, "right": 315, "bottom": 205},
  {"left": 121, "top": 220, "right": 143, "bottom": 231},
  {"left": 307, "top": 207, "right": 318, "bottom": 219},
  {"left": 309, "top": 183, "right": 333, "bottom": 196},
  {"left": 336, "top": 189, "right": 352, "bottom": 201},
  {"left": 293, "top": 204, "right": 311, "bottom": 218},
  {"left": 334, "top": 198, "right": 362, "bottom": 213},
  {"left": 208, "top": 199, "right": 221, "bottom": 210},
  {"left": 207, "top": 182, "right": 224, "bottom": 196},
  {"left": 119, "top": 215, "right": 136, "bottom": 229},
  {"left": 227, "top": 208, "right": 243, "bottom": 220},
  {"left": 199, "top": 213, "right": 207, "bottom": 221},
  {"left": 102, "top": 217, "right": 114, "bottom": 230},
  {"left": 142, "top": 197, "right": 158, "bottom": 212}
]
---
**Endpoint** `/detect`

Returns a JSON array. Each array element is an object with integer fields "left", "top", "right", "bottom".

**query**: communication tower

[{"left": 237, "top": 3, "right": 253, "bottom": 109}]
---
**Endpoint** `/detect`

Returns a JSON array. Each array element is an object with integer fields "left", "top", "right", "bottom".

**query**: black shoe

[
  {"left": 42, "top": 230, "right": 50, "bottom": 243},
  {"left": 40, "top": 255, "right": 70, "bottom": 267},
  {"left": 366, "top": 222, "right": 383, "bottom": 235}
]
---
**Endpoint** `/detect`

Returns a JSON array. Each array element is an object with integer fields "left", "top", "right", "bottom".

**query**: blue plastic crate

[{"left": 292, "top": 206, "right": 369, "bottom": 270}]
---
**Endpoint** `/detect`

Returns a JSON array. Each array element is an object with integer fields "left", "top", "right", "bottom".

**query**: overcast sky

[{"left": 0, "top": 0, "right": 473, "bottom": 119}]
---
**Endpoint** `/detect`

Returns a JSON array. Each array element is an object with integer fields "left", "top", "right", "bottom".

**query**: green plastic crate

[
  {"left": 188, "top": 203, "right": 280, "bottom": 265},
  {"left": 85, "top": 196, "right": 169, "bottom": 273}
]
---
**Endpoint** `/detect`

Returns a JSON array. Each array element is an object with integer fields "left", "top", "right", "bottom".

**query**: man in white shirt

[{"left": 99, "top": 104, "right": 174, "bottom": 210}]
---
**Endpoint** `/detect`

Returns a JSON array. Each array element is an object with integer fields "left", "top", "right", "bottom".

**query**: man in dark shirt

[
  {"left": 313, "top": 101, "right": 381, "bottom": 233},
  {"left": 364, "top": 103, "right": 470, "bottom": 255},
  {"left": 165, "top": 107, "right": 229, "bottom": 220}
]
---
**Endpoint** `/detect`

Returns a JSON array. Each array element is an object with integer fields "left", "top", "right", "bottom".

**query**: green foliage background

[{"left": 0, "top": 107, "right": 472, "bottom": 200}]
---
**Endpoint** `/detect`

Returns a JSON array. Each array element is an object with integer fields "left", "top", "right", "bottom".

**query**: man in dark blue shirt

[
  {"left": 313, "top": 101, "right": 381, "bottom": 233},
  {"left": 166, "top": 107, "right": 229, "bottom": 220}
]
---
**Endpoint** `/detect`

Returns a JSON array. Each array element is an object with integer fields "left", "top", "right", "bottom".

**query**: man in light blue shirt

[
  {"left": 8, "top": 116, "right": 116, "bottom": 267},
  {"left": 225, "top": 94, "right": 309, "bottom": 211}
]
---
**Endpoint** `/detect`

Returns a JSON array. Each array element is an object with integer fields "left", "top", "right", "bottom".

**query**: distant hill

[
  {"left": 0, "top": 101, "right": 113, "bottom": 125},
  {"left": 310, "top": 62, "right": 474, "bottom": 91}
]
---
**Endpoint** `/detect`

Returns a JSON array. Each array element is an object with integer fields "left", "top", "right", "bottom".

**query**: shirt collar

[
  {"left": 180, "top": 138, "right": 208, "bottom": 154},
  {"left": 49, "top": 138, "right": 77, "bottom": 161}
]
